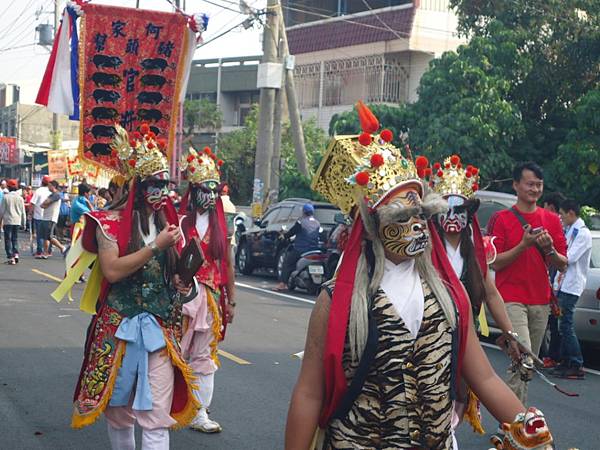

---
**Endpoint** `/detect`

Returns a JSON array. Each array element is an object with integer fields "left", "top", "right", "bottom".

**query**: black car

[{"left": 235, "top": 198, "right": 341, "bottom": 277}]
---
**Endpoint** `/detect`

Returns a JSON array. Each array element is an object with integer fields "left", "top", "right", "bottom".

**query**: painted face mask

[
  {"left": 439, "top": 195, "right": 468, "bottom": 233},
  {"left": 194, "top": 180, "right": 219, "bottom": 211},
  {"left": 143, "top": 181, "right": 169, "bottom": 211},
  {"left": 378, "top": 189, "right": 429, "bottom": 258}
]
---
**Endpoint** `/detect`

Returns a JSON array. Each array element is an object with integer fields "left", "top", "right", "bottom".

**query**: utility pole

[
  {"left": 269, "top": 36, "right": 285, "bottom": 203},
  {"left": 51, "top": 0, "right": 59, "bottom": 151},
  {"left": 279, "top": 16, "right": 309, "bottom": 178},
  {"left": 253, "top": 0, "right": 280, "bottom": 217}
]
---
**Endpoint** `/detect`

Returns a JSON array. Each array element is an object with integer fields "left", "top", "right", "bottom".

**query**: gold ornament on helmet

[
  {"left": 110, "top": 123, "right": 169, "bottom": 180},
  {"left": 312, "top": 101, "right": 420, "bottom": 214},
  {"left": 429, "top": 155, "right": 480, "bottom": 199},
  {"left": 179, "top": 146, "right": 223, "bottom": 185}
]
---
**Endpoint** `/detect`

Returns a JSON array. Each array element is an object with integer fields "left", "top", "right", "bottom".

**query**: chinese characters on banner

[
  {"left": 79, "top": 4, "right": 189, "bottom": 171},
  {"left": 0, "top": 137, "right": 18, "bottom": 164}
]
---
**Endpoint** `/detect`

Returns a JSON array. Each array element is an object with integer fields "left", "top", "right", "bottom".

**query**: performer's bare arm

[
  {"left": 462, "top": 308, "right": 525, "bottom": 423},
  {"left": 97, "top": 224, "right": 181, "bottom": 283},
  {"left": 483, "top": 271, "right": 520, "bottom": 359},
  {"left": 285, "top": 290, "right": 329, "bottom": 450}
]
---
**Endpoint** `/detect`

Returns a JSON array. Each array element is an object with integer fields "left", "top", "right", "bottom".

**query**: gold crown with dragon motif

[
  {"left": 312, "top": 102, "right": 420, "bottom": 214},
  {"left": 179, "top": 146, "right": 223, "bottom": 185},
  {"left": 429, "top": 155, "right": 480, "bottom": 199},
  {"left": 111, "top": 124, "right": 169, "bottom": 180}
]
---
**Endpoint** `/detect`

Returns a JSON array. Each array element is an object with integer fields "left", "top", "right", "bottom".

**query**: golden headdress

[
  {"left": 180, "top": 146, "right": 222, "bottom": 185},
  {"left": 429, "top": 155, "right": 480, "bottom": 199},
  {"left": 312, "top": 101, "right": 420, "bottom": 214},
  {"left": 111, "top": 123, "right": 169, "bottom": 180}
]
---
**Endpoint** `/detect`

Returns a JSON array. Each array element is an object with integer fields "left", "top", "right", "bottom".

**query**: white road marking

[{"left": 235, "top": 282, "right": 316, "bottom": 305}]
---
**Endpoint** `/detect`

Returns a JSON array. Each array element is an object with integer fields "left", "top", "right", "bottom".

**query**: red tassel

[{"left": 356, "top": 101, "right": 379, "bottom": 134}]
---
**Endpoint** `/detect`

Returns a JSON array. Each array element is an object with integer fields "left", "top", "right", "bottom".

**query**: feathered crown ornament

[
  {"left": 312, "top": 101, "right": 420, "bottom": 214},
  {"left": 179, "top": 146, "right": 223, "bottom": 185},
  {"left": 427, "top": 155, "right": 480, "bottom": 199},
  {"left": 110, "top": 123, "right": 169, "bottom": 180}
]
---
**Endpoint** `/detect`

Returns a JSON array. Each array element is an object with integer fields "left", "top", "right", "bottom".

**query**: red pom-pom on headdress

[
  {"left": 355, "top": 171, "right": 370, "bottom": 186},
  {"left": 380, "top": 129, "right": 393, "bottom": 143},
  {"left": 370, "top": 153, "right": 385, "bottom": 168},
  {"left": 356, "top": 100, "right": 379, "bottom": 134},
  {"left": 358, "top": 132, "right": 372, "bottom": 147},
  {"left": 140, "top": 123, "right": 150, "bottom": 135},
  {"left": 415, "top": 155, "right": 429, "bottom": 169},
  {"left": 433, "top": 162, "right": 441, "bottom": 170}
]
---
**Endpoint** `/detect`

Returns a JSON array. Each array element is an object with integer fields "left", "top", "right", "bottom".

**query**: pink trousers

[
  {"left": 181, "top": 287, "right": 219, "bottom": 375},
  {"left": 105, "top": 350, "right": 178, "bottom": 430}
]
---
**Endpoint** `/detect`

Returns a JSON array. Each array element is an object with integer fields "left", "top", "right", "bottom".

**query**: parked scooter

[{"left": 286, "top": 248, "right": 328, "bottom": 296}]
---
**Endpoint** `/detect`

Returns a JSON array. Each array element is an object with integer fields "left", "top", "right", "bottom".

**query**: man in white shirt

[
  {"left": 30, "top": 176, "right": 52, "bottom": 257},
  {"left": 552, "top": 199, "right": 593, "bottom": 380},
  {"left": 40, "top": 180, "right": 66, "bottom": 257}
]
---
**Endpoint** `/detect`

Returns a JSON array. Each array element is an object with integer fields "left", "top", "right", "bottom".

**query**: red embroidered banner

[{"left": 79, "top": 4, "right": 189, "bottom": 172}]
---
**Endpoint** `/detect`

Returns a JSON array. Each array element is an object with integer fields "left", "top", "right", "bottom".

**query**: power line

[
  {"left": 0, "top": 43, "right": 36, "bottom": 54},
  {"left": 0, "top": 0, "right": 39, "bottom": 41}
]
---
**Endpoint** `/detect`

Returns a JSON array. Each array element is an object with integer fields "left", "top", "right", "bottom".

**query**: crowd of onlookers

[
  {"left": 0, "top": 176, "right": 115, "bottom": 265},
  {"left": 0, "top": 176, "right": 184, "bottom": 266}
]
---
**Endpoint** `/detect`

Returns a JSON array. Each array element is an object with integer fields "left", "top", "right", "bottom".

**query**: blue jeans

[
  {"left": 33, "top": 218, "right": 44, "bottom": 254},
  {"left": 557, "top": 291, "right": 584, "bottom": 368}
]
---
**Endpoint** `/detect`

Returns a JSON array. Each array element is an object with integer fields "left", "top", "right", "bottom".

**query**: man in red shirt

[{"left": 488, "top": 162, "right": 567, "bottom": 405}]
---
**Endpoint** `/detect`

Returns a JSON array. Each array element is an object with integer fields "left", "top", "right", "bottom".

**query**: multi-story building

[
  {"left": 285, "top": 0, "right": 465, "bottom": 128},
  {"left": 0, "top": 100, "right": 80, "bottom": 180},
  {"left": 187, "top": 56, "right": 261, "bottom": 130}
]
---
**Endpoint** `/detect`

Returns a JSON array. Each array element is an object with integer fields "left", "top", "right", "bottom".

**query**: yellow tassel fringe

[
  {"left": 464, "top": 388, "right": 485, "bottom": 435},
  {"left": 205, "top": 289, "right": 222, "bottom": 368},
  {"left": 163, "top": 334, "right": 200, "bottom": 429}
]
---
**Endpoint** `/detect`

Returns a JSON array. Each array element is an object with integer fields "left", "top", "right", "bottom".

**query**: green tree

[
  {"left": 328, "top": 103, "right": 415, "bottom": 148},
  {"left": 218, "top": 106, "right": 329, "bottom": 205},
  {"left": 183, "top": 99, "right": 223, "bottom": 136},
  {"left": 549, "top": 88, "right": 600, "bottom": 205}
]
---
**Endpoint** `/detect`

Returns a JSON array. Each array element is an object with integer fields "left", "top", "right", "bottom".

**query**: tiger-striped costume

[{"left": 323, "top": 280, "right": 456, "bottom": 450}]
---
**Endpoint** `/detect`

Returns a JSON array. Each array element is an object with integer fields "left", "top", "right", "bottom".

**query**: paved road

[{"left": 0, "top": 248, "right": 598, "bottom": 449}]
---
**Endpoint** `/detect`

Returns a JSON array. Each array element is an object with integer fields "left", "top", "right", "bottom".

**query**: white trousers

[
  {"left": 107, "top": 423, "right": 169, "bottom": 450},
  {"left": 193, "top": 372, "right": 215, "bottom": 410}
]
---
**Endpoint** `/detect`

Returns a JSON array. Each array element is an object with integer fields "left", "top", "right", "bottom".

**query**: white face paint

[
  {"left": 439, "top": 195, "right": 468, "bottom": 234},
  {"left": 143, "top": 181, "right": 169, "bottom": 211}
]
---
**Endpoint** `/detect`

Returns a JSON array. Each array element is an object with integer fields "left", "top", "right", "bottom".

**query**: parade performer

[
  {"left": 285, "top": 102, "right": 554, "bottom": 450},
  {"left": 58, "top": 125, "right": 199, "bottom": 449},
  {"left": 428, "top": 154, "right": 520, "bottom": 434},
  {"left": 178, "top": 147, "right": 236, "bottom": 433}
]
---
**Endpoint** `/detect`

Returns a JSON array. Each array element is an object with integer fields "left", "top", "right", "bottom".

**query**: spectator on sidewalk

[
  {"left": 70, "top": 183, "right": 93, "bottom": 225},
  {"left": 0, "top": 179, "right": 26, "bottom": 264},
  {"left": 487, "top": 162, "right": 567, "bottom": 406},
  {"left": 39, "top": 180, "right": 66, "bottom": 257},
  {"left": 31, "top": 176, "right": 52, "bottom": 257},
  {"left": 551, "top": 199, "right": 592, "bottom": 380},
  {"left": 57, "top": 184, "right": 71, "bottom": 239},
  {"left": 540, "top": 192, "right": 566, "bottom": 369},
  {"left": 23, "top": 185, "right": 33, "bottom": 232}
]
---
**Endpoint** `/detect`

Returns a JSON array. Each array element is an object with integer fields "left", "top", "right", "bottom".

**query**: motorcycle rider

[{"left": 274, "top": 203, "right": 321, "bottom": 291}]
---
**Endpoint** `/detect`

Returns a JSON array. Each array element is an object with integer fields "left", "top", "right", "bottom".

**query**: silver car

[{"left": 573, "top": 231, "right": 600, "bottom": 344}]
